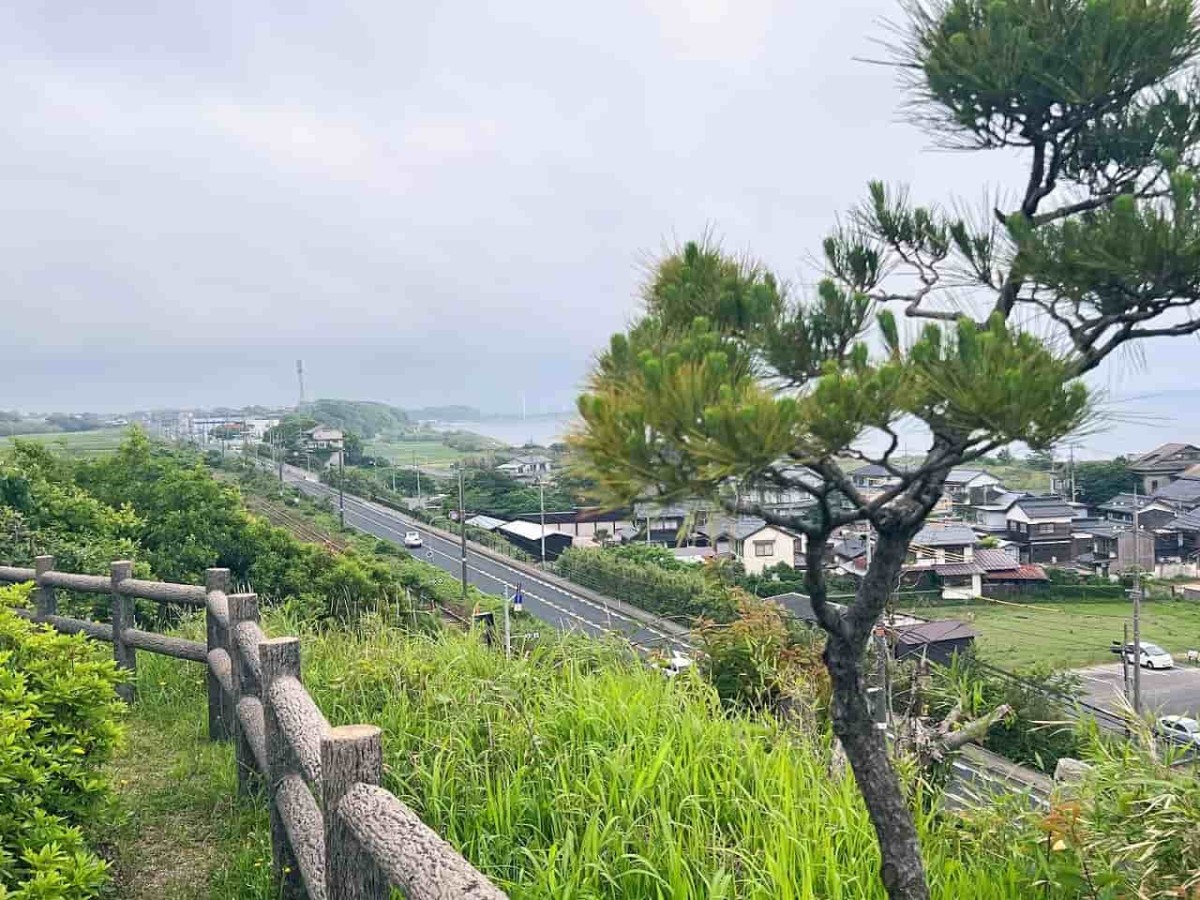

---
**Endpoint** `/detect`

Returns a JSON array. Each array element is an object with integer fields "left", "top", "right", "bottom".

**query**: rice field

[
  {"left": 364, "top": 436, "right": 470, "bottom": 465},
  {"left": 0, "top": 427, "right": 129, "bottom": 456}
]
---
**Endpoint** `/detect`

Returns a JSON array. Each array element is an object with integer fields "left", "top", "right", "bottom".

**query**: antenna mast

[{"left": 296, "top": 359, "right": 306, "bottom": 408}]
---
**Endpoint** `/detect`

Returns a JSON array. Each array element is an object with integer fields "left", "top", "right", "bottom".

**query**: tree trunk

[{"left": 826, "top": 630, "right": 930, "bottom": 900}]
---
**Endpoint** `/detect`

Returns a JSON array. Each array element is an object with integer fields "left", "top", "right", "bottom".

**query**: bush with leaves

[
  {"left": 554, "top": 546, "right": 736, "bottom": 622},
  {"left": 0, "top": 584, "right": 125, "bottom": 899},
  {"left": 902, "top": 654, "right": 1084, "bottom": 773},
  {"left": 694, "top": 592, "right": 828, "bottom": 712},
  {"left": 959, "top": 721, "right": 1200, "bottom": 898}
]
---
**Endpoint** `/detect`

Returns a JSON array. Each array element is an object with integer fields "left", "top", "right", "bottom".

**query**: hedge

[{"left": 0, "top": 584, "right": 126, "bottom": 899}]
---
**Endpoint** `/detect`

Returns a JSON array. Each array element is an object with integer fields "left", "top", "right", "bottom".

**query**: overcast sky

[{"left": 2, "top": 0, "right": 1197, "bottom": 448}]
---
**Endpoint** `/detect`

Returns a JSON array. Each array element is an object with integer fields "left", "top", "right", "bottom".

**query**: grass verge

[
  {"left": 900, "top": 596, "right": 1200, "bottom": 669},
  {"left": 102, "top": 654, "right": 273, "bottom": 900}
]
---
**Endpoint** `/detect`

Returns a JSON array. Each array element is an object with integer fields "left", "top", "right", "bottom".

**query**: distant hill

[
  {"left": 407, "top": 405, "right": 483, "bottom": 422},
  {"left": 300, "top": 399, "right": 409, "bottom": 439}
]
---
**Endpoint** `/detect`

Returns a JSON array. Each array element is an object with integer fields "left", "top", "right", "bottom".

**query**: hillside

[{"left": 299, "top": 398, "right": 410, "bottom": 438}]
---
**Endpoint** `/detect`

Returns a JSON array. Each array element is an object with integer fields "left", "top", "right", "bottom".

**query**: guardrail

[{"left": 0, "top": 556, "right": 507, "bottom": 900}]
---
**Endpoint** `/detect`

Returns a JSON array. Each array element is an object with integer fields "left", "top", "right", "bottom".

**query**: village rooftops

[
  {"left": 974, "top": 490, "right": 1027, "bottom": 511},
  {"left": 1166, "top": 508, "right": 1200, "bottom": 531},
  {"left": 1097, "top": 492, "right": 1177, "bottom": 515},
  {"left": 1130, "top": 443, "right": 1200, "bottom": 475},
  {"left": 944, "top": 468, "right": 998, "bottom": 485},
  {"left": 1153, "top": 478, "right": 1200, "bottom": 506},
  {"left": 911, "top": 523, "right": 978, "bottom": 547},
  {"left": 973, "top": 548, "right": 1022, "bottom": 571},
  {"left": 1010, "top": 496, "right": 1078, "bottom": 519},
  {"left": 698, "top": 516, "right": 792, "bottom": 542}
]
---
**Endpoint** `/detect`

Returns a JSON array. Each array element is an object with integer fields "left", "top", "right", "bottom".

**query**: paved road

[
  {"left": 1076, "top": 662, "right": 1200, "bottom": 719},
  {"left": 277, "top": 465, "right": 691, "bottom": 653}
]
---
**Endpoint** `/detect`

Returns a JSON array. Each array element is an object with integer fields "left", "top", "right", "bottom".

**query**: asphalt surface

[
  {"left": 277, "top": 465, "right": 691, "bottom": 653},
  {"left": 1076, "top": 661, "right": 1200, "bottom": 719}
]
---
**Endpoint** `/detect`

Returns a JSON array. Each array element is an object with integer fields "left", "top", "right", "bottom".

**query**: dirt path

[{"left": 103, "top": 699, "right": 271, "bottom": 900}]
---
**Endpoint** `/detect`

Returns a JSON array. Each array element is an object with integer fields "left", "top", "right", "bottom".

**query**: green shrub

[
  {"left": 554, "top": 547, "right": 736, "bottom": 622},
  {"left": 0, "top": 584, "right": 125, "bottom": 899}
]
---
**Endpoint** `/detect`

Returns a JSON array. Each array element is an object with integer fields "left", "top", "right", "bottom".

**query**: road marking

[
  {"left": 285, "top": 473, "right": 685, "bottom": 649},
  {"left": 309, "top": 478, "right": 683, "bottom": 644}
]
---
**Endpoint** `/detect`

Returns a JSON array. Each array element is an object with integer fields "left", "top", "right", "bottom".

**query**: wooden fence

[{"left": 0, "top": 556, "right": 507, "bottom": 900}]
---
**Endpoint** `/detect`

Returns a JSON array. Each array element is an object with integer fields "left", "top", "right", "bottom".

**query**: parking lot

[{"left": 1076, "top": 662, "right": 1200, "bottom": 719}]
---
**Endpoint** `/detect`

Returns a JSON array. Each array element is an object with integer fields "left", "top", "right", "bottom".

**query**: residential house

[
  {"left": 1071, "top": 518, "right": 1122, "bottom": 577},
  {"left": 700, "top": 517, "right": 806, "bottom": 575},
  {"left": 974, "top": 548, "right": 1050, "bottom": 593},
  {"left": 906, "top": 523, "right": 982, "bottom": 599},
  {"left": 830, "top": 534, "right": 868, "bottom": 572},
  {"left": 850, "top": 463, "right": 900, "bottom": 492},
  {"left": 909, "top": 523, "right": 978, "bottom": 565},
  {"left": 970, "top": 489, "right": 1028, "bottom": 534},
  {"left": 1096, "top": 492, "right": 1179, "bottom": 525},
  {"left": 1005, "top": 496, "right": 1078, "bottom": 564},
  {"left": 302, "top": 425, "right": 344, "bottom": 467},
  {"left": 1151, "top": 475, "right": 1200, "bottom": 512},
  {"left": 496, "top": 453, "right": 553, "bottom": 483},
  {"left": 1161, "top": 509, "right": 1200, "bottom": 563},
  {"left": 944, "top": 468, "right": 1003, "bottom": 508},
  {"left": 1129, "top": 443, "right": 1200, "bottom": 494}
]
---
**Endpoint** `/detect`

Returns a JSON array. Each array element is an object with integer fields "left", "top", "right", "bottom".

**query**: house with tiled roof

[
  {"left": 1129, "top": 443, "right": 1200, "bottom": 494},
  {"left": 1004, "top": 496, "right": 1080, "bottom": 565},
  {"left": 1151, "top": 476, "right": 1200, "bottom": 511}
]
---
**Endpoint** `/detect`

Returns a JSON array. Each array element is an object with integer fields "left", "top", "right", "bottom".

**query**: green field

[
  {"left": 0, "top": 427, "right": 129, "bottom": 456},
  {"left": 901, "top": 597, "right": 1200, "bottom": 670},
  {"left": 366, "top": 436, "right": 474, "bottom": 465}
]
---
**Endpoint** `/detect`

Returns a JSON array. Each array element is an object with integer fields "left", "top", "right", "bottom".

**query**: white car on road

[
  {"left": 1156, "top": 715, "right": 1200, "bottom": 748},
  {"left": 403, "top": 531, "right": 423, "bottom": 549},
  {"left": 1128, "top": 642, "right": 1176, "bottom": 670},
  {"left": 659, "top": 652, "right": 694, "bottom": 678}
]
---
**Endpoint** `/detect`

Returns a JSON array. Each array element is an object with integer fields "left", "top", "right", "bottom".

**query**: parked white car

[
  {"left": 403, "top": 531, "right": 423, "bottom": 549},
  {"left": 1156, "top": 715, "right": 1200, "bottom": 748},
  {"left": 1125, "top": 642, "right": 1175, "bottom": 669}
]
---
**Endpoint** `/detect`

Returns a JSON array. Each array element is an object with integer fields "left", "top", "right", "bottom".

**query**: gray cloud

[{"left": 2, "top": 0, "right": 1197, "bottom": 435}]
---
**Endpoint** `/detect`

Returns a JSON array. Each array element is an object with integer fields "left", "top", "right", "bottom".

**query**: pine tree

[{"left": 571, "top": 2, "right": 1200, "bottom": 897}]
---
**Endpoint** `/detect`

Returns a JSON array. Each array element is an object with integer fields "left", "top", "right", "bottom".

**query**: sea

[
  {"left": 438, "top": 390, "right": 1200, "bottom": 459},
  {"left": 434, "top": 414, "right": 577, "bottom": 449}
]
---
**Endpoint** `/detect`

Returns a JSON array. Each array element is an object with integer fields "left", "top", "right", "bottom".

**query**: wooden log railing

[{"left": 0, "top": 557, "right": 508, "bottom": 900}]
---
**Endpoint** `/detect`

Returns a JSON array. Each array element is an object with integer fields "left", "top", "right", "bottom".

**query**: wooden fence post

[
  {"left": 111, "top": 561, "right": 135, "bottom": 702},
  {"left": 261, "top": 637, "right": 305, "bottom": 899},
  {"left": 229, "top": 592, "right": 262, "bottom": 796},
  {"left": 34, "top": 555, "right": 55, "bottom": 618},
  {"left": 322, "top": 725, "right": 387, "bottom": 900},
  {"left": 205, "top": 567, "right": 232, "bottom": 741}
]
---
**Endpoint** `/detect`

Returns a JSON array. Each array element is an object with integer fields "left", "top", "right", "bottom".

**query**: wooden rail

[{"left": 0, "top": 556, "right": 507, "bottom": 900}]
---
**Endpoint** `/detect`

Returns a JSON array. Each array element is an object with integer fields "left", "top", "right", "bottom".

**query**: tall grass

[{"left": 203, "top": 608, "right": 1026, "bottom": 900}]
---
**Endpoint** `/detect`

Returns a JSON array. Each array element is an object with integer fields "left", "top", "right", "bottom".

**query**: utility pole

[
  {"left": 1122, "top": 621, "right": 1131, "bottom": 706},
  {"left": 539, "top": 478, "right": 546, "bottom": 565},
  {"left": 458, "top": 465, "right": 468, "bottom": 601},
  {"left": 338, "top": 447, "right": 345, "bottom": 529},
  {"left": 413, "top": 450, "right": 422, "bottom": 510},
  {"left": 1069, "top": 444, "right": 1077, "bottom": 503},
  {"left": 1131, "top": 481, "right": 1142, "bottom": 715},
  {"left": 504, "top": 587, "right": 512, "bottom": 659}
]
